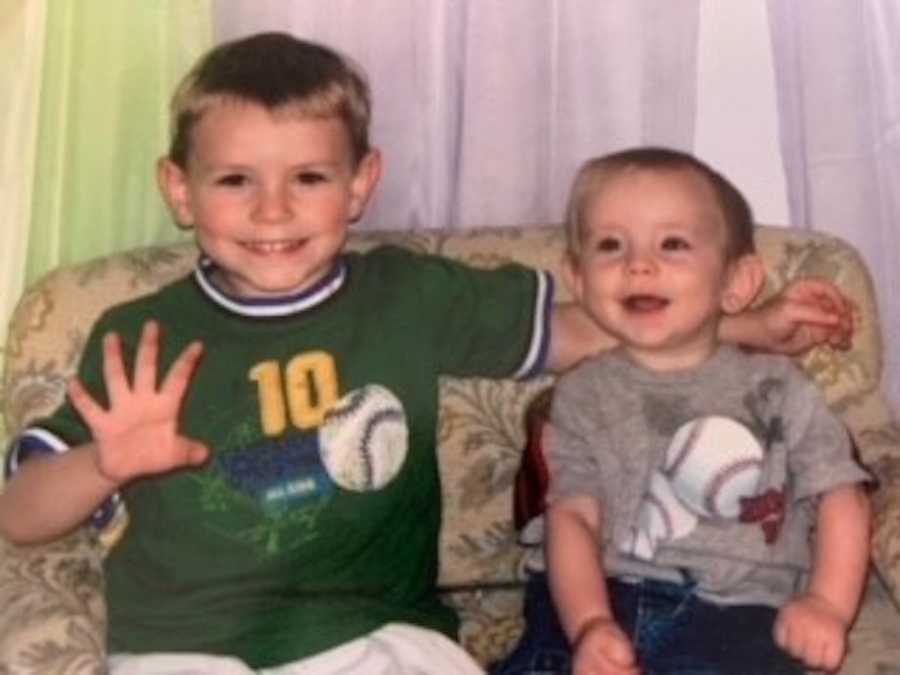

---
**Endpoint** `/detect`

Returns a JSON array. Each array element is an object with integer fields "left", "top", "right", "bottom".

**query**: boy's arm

[
  {"left": 0, "top": 321, "right": 208, "bottom": 546},
  {"left": 547, "top": 495, "right": 638, "bottom": 674},
  {"left": 547, "top": 277, "right": 854, "bottom": 371},
  {"left": 546, "top": 302, "right": 618, "bottom": 372},
  {"left": 720, "top": 277, "right": 854, "bottom": 355},
  {"left": 774, "top": 483, "right": 871, "bottom": 671},
  {"left": 0, "top": 444, "right": 118, "bottom": 545}
]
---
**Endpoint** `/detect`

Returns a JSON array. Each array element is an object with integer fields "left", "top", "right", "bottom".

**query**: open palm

[{"left": 67, "top": 321, "right": 209, "bottom": 485}]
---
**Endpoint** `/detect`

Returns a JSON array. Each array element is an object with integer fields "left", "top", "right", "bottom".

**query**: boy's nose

[{"left": 254, "top": 187, "right": 293, "bottom": 223}]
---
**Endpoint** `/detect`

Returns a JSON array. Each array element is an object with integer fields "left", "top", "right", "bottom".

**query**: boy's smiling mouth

[{"left": 241, "top": 239, "right": 309, "bottom": 254}]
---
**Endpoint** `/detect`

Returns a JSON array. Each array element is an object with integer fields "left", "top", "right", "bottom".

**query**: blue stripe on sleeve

[
  {"left": 513, "top": 270, "right": 554, "bottom": 379},
  {"left": 5, "top": 428, "right": 122, "bottom": 531}
]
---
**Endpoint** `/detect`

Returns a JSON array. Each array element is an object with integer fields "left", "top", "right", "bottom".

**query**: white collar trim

[{"left": 193, "top": 256, "right": 347, "bottom": 318}]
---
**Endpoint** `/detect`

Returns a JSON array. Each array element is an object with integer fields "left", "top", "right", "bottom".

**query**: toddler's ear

[
  {"left": 561, "top": 252, "right": 585, "bottom": 304},
  {"left": 722, "top": 254, "right": 765, "bottom": 314}
]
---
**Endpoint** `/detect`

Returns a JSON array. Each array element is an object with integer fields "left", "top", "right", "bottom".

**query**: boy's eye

[
  {"left": 216, "top": 174, "right": 248, "bottom": 187},
  {"left": 661, "top": 236, "right": 690, "bottom": 251},
  {"left": 297, "top": 171, "right": 327, "bottom": 185}
]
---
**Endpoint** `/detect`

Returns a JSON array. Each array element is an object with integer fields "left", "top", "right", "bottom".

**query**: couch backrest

[{"left": 1, "top": 224, "right": 895, "bottom": 589}]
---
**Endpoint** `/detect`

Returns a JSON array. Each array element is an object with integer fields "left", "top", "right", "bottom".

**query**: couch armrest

[
  {"left": 869, "top": 454, "right": 900, "bottom": 603},
  {"left": 0, "top": 529, "right": 105, "bottom": 673},
  {"left": 755, "top": 225, "right": 900, "bottom": 606}
]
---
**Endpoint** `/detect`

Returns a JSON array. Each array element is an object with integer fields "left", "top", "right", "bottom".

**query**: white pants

[{"left": 108, "top": 623, "right": 485, "bottom": 675}]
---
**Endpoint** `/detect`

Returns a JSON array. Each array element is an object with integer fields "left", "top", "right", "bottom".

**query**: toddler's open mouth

[{"left": 623, "top": 294, "right": 669, "bottom": 312}]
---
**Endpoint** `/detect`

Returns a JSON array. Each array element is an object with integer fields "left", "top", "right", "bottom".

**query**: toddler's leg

[
  {"left": 489, "top": 572, "right": 571, "bottom": 675},
  {"left": 617, "top": 578, "right": 804, "bottom": 675},
  {"left": 674, "top": 601, "right": 804, "bottom": 675}
]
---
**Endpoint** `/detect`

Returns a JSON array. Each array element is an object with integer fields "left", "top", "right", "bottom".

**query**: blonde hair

[
  {"left": 168, "top": 32, "right": 371, "bottom": 168},
  {"left": 564, "top": 147, "right": 755, "bottom": 261}
]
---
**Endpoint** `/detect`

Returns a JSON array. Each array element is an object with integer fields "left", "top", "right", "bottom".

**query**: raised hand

[
  {"left": 67, "top": 320, "right": 209, "bottom": 486},
  {"left": 748, "top": 278, "right": 854, "bottom": 355}
]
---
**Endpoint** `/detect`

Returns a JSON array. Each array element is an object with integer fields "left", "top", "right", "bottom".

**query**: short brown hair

[
  {"left": 168, "top": 32, "right": 372, "bottom": 168},
  {"left": 564, "top": 147, "right": 755, "bottom": 261}
]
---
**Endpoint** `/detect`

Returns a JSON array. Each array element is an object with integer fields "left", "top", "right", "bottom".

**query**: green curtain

[
  {"left": 1, "top": 1, "right": 212, "bottom": 444},
  {"left": 25, "top": 0, "right": 214, "bottom": 284}
]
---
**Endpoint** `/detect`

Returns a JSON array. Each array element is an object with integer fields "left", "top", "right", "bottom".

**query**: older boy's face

[
  {"left": 568, "top": 167, "right": 734, "bottom": 371},
  {"left": 159, "top": 101, "right": 379, "bottom": 298}
]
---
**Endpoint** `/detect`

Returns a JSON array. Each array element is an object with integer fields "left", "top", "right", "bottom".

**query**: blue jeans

[{"left": 491, "top": 573, "right": 805, "bottom": 675}]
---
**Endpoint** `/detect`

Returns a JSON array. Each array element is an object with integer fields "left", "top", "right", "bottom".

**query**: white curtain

[
  {"left": 213, "top": 0, "right": 700, "bottom": 230},
  {"left": 768, "top": 1, "right": 900, "bottom": 408},
  {"left": 0, "top": 0, "right": 47, "bottom": 416}
]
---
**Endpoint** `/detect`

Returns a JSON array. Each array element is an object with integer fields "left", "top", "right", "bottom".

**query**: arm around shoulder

[{"left": 547, "top": 303, "right": 618, "bottom": 372}]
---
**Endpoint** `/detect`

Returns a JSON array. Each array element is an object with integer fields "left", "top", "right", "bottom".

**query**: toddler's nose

[{"left": 626, "top": 249, "right": 657, "bottom": 275}]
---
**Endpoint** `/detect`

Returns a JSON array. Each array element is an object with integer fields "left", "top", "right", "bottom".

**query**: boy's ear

[
  {"left": 721, "top": 254, "right": 765, "bottom": 315},
  {"left": 348, "top": 149, "right": 383, "bottom": 223},
  {"left": 156, "top": 157, "right": 195, "bottom": 228}
]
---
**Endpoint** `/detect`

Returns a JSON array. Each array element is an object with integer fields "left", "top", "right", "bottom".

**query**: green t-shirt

[{"left": 17, "top": 246, "right": 551, "bottom": 667}]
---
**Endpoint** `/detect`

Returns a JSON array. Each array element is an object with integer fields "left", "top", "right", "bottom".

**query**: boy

[
  {"left": 498, "top": 148, "right": 871, "bottom": 675},
  {"left": 0, "top": 34, "right": 855, "bottom": 674}
]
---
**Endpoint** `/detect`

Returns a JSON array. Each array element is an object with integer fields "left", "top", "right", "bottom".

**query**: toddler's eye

[
  {"left": 596, "top": 237, "right": 621, "bottom": 253},
  {"left": 217, "top": 174, "right": 248, "bottom": 187},
  {"left": 661, "top": 236, "right": 690, "bottom": 251}
]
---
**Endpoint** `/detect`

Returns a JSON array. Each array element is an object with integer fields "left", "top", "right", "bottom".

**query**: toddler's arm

[
  {"left": 0, "top": 321, "right": 207, "bottom": 545},
  {"left": 547, "top": 495, "right": 639, "bottom": 675},
  {"left": 774, "top": 483, "right": 871, "bottom": 671}
]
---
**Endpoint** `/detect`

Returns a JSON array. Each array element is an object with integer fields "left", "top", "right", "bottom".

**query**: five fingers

[
  {"left": 782, "top": 299, "right": 853, "bottom": 351},
  {"left": 69, "top": 321, "right": 202, "bottom": 422},
  {"left": 788, "top": 279, "right": 856, "bottom": 344},
  {"left": 161, "top": 340, "right": 205, "bottom": 398},
  {"left": 102, "top": 331, "right": 130, "bottom": 406},
  {"left": 67, "top": 377, "right": 106, "bottom": 427},
  {"left": 133, "top": 320, "right": 161, "bottom": 392}
]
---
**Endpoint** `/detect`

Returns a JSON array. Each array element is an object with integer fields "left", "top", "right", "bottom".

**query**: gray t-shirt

[{"left": 546, "top": 344, "right": 870, "bottom": 607}]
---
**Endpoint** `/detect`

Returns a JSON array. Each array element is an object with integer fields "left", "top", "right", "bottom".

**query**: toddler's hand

[
  {"left": 775, "top": 592, "right": 849, "bottom": 672},
  {"left": 573, "top": 616, "right": 640, "bottom": 675},
  {"left": 68, "top": 320, "right": 208, "bottom": 485},
  {"left": 749, "top": 277, "right": 854, "bottom": 355}
]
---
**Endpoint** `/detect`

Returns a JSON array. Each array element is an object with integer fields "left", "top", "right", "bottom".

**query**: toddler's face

[
  {"left": 159, "top": 100, "right": 379, "bottom": 299},
  {"left": 568, "top": 167, "right": 735, "bottom": 371}
]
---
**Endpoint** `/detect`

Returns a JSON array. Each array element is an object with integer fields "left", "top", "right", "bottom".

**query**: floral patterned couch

[{"left": 1, "top": 224, "right": 899, "bottom": 674}]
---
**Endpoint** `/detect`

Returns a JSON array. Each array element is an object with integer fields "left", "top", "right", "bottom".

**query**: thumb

[{"left": 185, "top": 441, "right": 211, "bottom": 467}]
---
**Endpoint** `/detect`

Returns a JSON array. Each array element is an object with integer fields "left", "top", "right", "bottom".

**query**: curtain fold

[
  {"left": 1, "top": 0, "right": 45, "bottom": 330},
  {"left": 25, "top": 1, "right": 214, "bottom": 285},
  {"left": 768, "top": 0, "right": 900, "bottom": 408},
  {"left": 213, "top": 0, "right": 701, "bottom": 230},
  {"left": 1, "top": 0, "right": 48, "bottom": 441}
]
